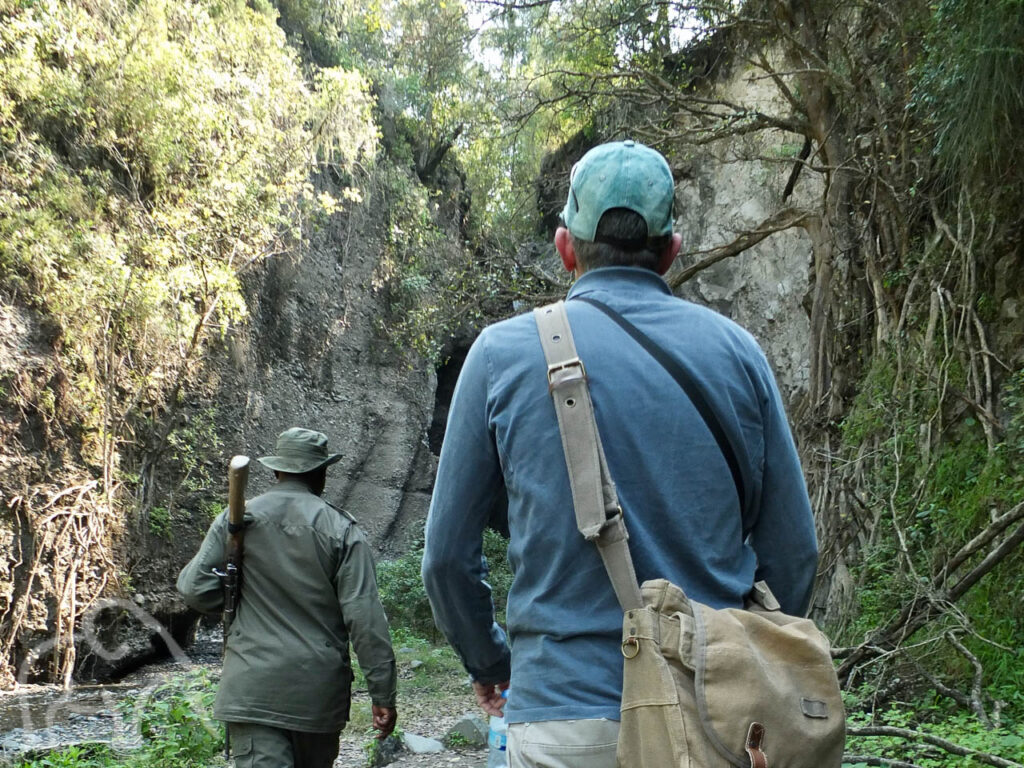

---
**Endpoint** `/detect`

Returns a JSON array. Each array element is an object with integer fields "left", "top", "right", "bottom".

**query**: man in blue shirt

[{"left": 422, "top": 140, "right": 818, "bottom": 767}]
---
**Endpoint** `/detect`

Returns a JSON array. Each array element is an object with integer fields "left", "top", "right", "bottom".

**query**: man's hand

[
  {"left": 372, "top": 705, "right": 397, "bottom": 739},
  {"left": 472, "top": 680, "right": 510, "bottom": 718}
]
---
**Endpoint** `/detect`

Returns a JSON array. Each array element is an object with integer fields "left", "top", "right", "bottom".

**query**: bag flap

[{"left": 692, "top": 604, "right": 846, "bottom": 766}]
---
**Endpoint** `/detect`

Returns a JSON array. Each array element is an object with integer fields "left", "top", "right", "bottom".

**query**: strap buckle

[
  {"left": 546, "top": 357, "right": 586, "bottom": 392},
  {"left": 621, "top": 637, "right": 640, "bottom": 659}
]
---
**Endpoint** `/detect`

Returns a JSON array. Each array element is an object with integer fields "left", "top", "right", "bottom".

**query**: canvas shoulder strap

[{"left": 534, "top": 301, "right": 643, "bottom": 612}]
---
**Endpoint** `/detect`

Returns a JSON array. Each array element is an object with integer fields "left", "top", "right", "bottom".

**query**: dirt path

[{"left": 336, "top": 683, "right": 489, "bottom": 768}]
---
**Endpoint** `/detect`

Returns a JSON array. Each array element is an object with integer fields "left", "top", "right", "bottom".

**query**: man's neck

[{"left": 276, "top": 476, "right": 321, "bottom": 496}]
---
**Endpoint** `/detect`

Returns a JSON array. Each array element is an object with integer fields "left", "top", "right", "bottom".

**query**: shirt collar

[
  {"left": 566, "top": 266, "right": 673, "bottom": 300},
  {"left": 273, "top": 478, "right": 318, "bottom": 494}
]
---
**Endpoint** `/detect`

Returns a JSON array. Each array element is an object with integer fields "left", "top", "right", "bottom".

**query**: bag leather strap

[
  {"left": 534, "top": 301, "right": 643, "bottom": 611},
  {"left": 572, "top": 295, "right": 747, "bottom": 514}
]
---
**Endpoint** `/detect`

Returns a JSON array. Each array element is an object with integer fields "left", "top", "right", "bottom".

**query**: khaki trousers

[
  {"left": 507, "top": 719, "right": 619, "bottom": 768},
  {"left": 228, "top": 721, "right": 340, "bottom": 768}
]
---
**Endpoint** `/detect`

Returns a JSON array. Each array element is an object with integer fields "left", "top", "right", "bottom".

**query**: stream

[{"left": 0, "top": 626, "right": 222, "bottom": 763}]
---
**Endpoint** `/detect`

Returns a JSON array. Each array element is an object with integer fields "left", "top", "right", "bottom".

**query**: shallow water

[{"left": 0, "top": 627, "right": 222, "bottom": 760}]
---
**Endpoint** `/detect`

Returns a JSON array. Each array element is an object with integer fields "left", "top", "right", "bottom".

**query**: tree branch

[
  {"left": 937, "top": 502, "right": 1024, "bottom": 589},
  {"left": 667, "top": 207, "right": 814, "bottom": 289},
  {"left": 837, "top": 505, "right": 1024, "bottom": 682},
  {"left": 848, "top": 726, "right": 1023, "bottom": 768},
  {"left": 946, "top": 632, "right": 992, "bottom": 727},
  {"left": 841, "top": 756, "right": 924, "bottom": 768}
]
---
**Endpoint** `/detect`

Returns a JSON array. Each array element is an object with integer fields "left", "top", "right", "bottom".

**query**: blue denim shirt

[{"left": 422, "top": 267, "right": 818, "bottom": 724}]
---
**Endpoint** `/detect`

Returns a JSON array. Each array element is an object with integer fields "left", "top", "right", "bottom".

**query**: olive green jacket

[{"left": 177, "top": 480, "right": 397, "bottom": 732}]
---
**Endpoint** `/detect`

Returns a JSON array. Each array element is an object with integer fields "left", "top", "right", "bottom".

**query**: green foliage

[
  {"left": 376, "top": 529, "right": 512, "bottom": 641},
  {"left": 128, "top": 670, "right": 221, "bottom": 766},
  {"left": 840, "top": 355, "right": 898, "bottom": 447},
  {"left": 390, "top": 627, "right": 464, "bottom": 691},
  {"left": 1003, "top": 368, "right": 1024, "bottom": 461},
  {"left": 0, "top": 0, "right": 374, "bottom": 472},
  {"left": 147, "top": 506, "right": 171, "bottom": 539},
  {"left": 272, "top": 0, "right": 478, "bottom": 177},
  {"left": 836, "top": 340, "right": 1024, "bottom": 710},
  {"left": 0, "top": 0, "right": 376, "bottom": 678},
  {"left": 914, "top": 0, "right": 1024, "bottom": 190},
  {"left": 363, "top": 730, "right": 404, "bottom": 768},
  {"left": 200, "top": 500, "right": 224, "bottom": 525},
  {"left": 15, "top": 744, "right": 116, "bottom": 768},
  {"left": 370, "top": 164, "right": 545, "bottom": 362},
  {"left": 845, "top": 700, "right": 1024, "bottom": 766},
  {"left": 165, "top": 406, "right": 222, "bottom": 509},
  {"left": 376, "top": 539, "right": 437, "bottom": 641},
  {"left": 444, "top": 730, "right": 471, "bottom": 748}
]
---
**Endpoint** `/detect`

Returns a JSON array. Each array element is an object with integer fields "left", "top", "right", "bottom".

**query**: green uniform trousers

[{"left": 229, "top": 722, "right": 341, "bottom": 768}]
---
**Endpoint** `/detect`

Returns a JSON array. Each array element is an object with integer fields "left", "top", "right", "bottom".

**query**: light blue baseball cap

[{"left": 562, "top": 140, "right": 675, "bottom": 242}]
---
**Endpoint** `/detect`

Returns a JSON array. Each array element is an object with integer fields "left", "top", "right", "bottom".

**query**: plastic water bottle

[{"left": 486, "top": 688, "right": 509, "bottom": 768}]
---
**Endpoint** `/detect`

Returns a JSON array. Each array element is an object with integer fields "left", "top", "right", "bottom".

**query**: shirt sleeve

[
  {"left": 176, "top": 513, "right": 228, "bottom": 615},
  {"left": 746, "top": 357, "right": 819, "bottom": 616},
  {"left": 336, "top": 525, "right": 398, "bottom": 708},
  {"left": 421, "top": 332, "right": 511, "bottom": 684}
]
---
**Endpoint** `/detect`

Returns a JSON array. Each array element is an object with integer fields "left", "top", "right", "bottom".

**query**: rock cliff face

[
  {"left": 0, "top": 163, "right": 456, "bottom": 683},
  {"left": 204, "top": 185, "right": 439, "bottom": 557},
  {"left": 671, "top": 67, "right": 818, "bottom": 406}
]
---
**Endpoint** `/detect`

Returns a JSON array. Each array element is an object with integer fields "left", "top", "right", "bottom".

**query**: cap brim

[{"left": 258, "top": 454, "right": 342, "bottom": 473}]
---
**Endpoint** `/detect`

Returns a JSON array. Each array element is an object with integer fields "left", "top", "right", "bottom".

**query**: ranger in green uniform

[{"left": 178, "top": 427, "right": 398, "bottom": 768}]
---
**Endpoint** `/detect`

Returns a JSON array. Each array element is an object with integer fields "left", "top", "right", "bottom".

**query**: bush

[
  {"left": 376, "top": 528, "right": 512, "bottom": 641},
  {"left": 128, "top": 670, "right": 222, "bottom": 766}
]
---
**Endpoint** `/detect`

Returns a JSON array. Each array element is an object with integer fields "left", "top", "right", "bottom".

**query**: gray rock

[
  {"left": 445, "top": 713, "right": 488, "bottom": 746},
  {"left": 368, "top": 734, "right": 405, "bottom": 767},
  {"left": 402, "top": 732, "right": 445, "bottom": 754}
]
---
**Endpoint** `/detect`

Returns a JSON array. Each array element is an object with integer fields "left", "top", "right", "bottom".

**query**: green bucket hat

[
  {"left": 562, "top": 139, "right": 675, "bottom": 242},
  {"left": 257, "top": 427, "right": 342, "bottom": 474}
]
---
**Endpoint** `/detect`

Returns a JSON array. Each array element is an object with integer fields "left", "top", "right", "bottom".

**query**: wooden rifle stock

[
  {"left": 221, "top": 455, "right": 249, "bottom": 637},
  {"left": 218, "top": 455, "right": 248, "bottom": 760}
]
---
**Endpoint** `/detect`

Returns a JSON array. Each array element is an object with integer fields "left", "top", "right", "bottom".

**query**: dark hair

[
  {"left": 275, "top": 466, "right": 327, "bottom": 490},
  {"left": 569, "top": 208, "right": 671, "bottom": 272}
]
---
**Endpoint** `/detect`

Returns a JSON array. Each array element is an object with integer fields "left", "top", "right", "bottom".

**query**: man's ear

[
  {"left": 555, "top": 227, "right": 576, "bottom": 274},
  {"left": 656, "top": 233, "right": 683, "bottom": 276}
]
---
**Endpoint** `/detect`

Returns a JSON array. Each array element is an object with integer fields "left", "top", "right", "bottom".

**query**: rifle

[
  {"left": 219, "top": 455, "right": 249, "bottom": 640},
  {"left": 214, "top": 454, "right": 248, "bottom": 761}
]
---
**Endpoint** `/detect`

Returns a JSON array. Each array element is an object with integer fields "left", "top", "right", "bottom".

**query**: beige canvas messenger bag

[{"left": 535, "top": 299, "right": 845, "bottom": 768}]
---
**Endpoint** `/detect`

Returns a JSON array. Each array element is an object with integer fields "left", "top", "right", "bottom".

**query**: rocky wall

[
  {"left": 102, "top": 168, "right": 450, "bottom": 678},
  {"left": 670, "top": 63, "right": 818, "bottom": 406},
  {"left": 187, "top": 170, "right": 444, "bottom": 559}
]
